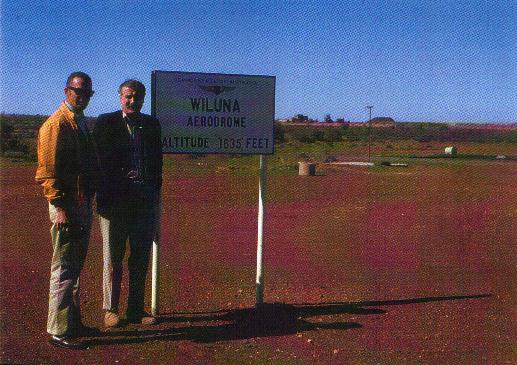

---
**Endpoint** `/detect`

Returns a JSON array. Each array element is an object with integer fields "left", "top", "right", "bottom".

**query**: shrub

[
  {"left": 289, "top": 128, "right": 320, "bottom": 143},
  {"left": 321, "top": 127, "right": 342, "bottom": 142},
  {"left": 274, "top": 121, "right": 286, "bottom": 143}
]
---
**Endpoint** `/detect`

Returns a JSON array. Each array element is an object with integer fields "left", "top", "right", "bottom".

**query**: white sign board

[{"left": 152, "top": 71, "right": 275, "bottom": 154}]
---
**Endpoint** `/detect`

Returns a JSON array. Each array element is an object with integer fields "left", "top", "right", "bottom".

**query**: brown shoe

[
  {"left": 140, "top": 315, "right": 157, "bottom": 325},
  {"left": 104, "top": 311, "right": 120, "bottom": 328}
]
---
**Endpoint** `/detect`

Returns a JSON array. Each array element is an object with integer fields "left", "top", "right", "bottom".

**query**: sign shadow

[{"left": 85, "top": 293, "right": 490, "bottom": 347}]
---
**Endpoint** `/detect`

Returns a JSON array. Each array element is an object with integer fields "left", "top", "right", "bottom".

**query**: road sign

[{"left": 152, "top": 71, "right": 275, "bottom": 154}]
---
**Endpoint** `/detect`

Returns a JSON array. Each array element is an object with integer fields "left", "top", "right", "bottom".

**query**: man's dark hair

[
  {"left": 66, "top": 72, "right": 92, "bottom": 87},
  {"left": 119, "top": 79, "right": 146, "bottom": 95}
]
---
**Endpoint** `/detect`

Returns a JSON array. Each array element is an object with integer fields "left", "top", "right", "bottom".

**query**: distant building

[
  {"left": 451, "top": 123, "right": 517, "bottom": 131},
  {"left": 369, "top": 117, "right": 396, "bottom": 127},
  {"left": 444, "top": 146, "right": 458, "bottom": 156}
]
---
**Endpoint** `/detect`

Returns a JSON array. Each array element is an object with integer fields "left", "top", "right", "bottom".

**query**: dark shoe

[
  {"left": 127, "top": 312, "right": 157, "bottom": 325},
  {"left": 75, "top": 323, "right": 101, "bottom": 337},
  {"left": 48, "top": 335, "right": 86, "bottom": 350}
]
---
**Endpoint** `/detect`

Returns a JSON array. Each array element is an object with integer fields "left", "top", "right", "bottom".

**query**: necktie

[
  {"left": 125, "top": 116, "right": 137, "bottom": 137},
  {"left": 125, "top": 116, "right": 143, "bottom": 182}
]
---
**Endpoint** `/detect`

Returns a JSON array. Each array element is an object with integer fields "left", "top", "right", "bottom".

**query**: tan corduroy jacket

[{"left": 35, "top": 102, "right": 95, "bottom": 208}]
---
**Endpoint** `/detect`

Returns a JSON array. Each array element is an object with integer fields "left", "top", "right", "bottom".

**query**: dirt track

[{"left": 1, "top": 157, "right": 515, "bottom": 364}]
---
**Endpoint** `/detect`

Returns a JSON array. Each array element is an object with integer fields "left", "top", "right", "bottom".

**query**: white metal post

[
  {"left": 151, "top": 193, "right": 162, "bottom": 316},
  {"left": 256, "top": 154, "right": 267, "bottom": 306}
]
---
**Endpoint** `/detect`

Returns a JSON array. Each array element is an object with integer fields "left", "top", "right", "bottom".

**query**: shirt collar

[
  {"left": 122, "top": 111, "right": 141, "bottom": 120},
  {"left": 65, "top": 101, "right": 84, "bottom": 118}
]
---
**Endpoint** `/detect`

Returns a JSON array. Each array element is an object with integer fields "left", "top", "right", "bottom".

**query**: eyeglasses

[{"left": 67, "top": 86, "right": 95, "bottom": 97}]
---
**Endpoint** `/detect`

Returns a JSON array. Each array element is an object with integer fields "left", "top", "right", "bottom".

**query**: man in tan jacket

[{"left": 36, "top": 72, "right": 97, "bottom": 349}]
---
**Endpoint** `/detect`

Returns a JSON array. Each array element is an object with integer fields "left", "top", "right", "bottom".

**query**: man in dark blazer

[{"left": 93, "top": 79, "right": 162, "bottom": 328}]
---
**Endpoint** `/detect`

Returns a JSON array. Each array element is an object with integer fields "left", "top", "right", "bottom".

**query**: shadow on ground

[{"left": 86, "top": 293, "right": 490, "bottom": 347}]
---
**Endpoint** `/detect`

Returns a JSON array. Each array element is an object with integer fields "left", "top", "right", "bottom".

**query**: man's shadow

[{"left": 86, "top": 293, "right": 490, "bottom": 347}]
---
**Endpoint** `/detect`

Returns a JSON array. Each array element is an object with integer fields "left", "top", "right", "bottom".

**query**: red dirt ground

[{"left": 0, "top": 156, "right": 515, "bottom": 364}]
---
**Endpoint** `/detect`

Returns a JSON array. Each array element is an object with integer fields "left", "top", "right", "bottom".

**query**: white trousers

[{"left": 47, "top": 200, "right": 92, "bottom": 336}]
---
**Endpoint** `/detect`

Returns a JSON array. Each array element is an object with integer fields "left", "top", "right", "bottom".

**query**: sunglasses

[{"left": 67, "top": 86, "right": 95, "bottom": 97}]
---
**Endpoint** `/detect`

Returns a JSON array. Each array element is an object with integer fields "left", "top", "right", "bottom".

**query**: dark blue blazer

[{"left": 93, "top": 111, "right": 162, "bottom": 216}]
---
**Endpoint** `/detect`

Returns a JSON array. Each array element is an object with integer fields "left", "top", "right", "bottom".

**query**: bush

[
  {"left": 321, "top": 127, "right": 342, "bottom": 142},
  {"left": 0, "top": 122, "right": 29, "bottom": 155},
  {"left": 274, "top": 121, "right": 286, "bottom": 143},
  {"left": 324, "top": 155, "right": 338, "bottom": 163},
  {"left": 288, "top": 128, "right": 321, "bottom": 143},
  {"left": 1, "top": 122, "right": 14, "bottom": 153}
]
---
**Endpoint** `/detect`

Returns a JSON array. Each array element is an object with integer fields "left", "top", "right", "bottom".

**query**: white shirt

[{"left": 65, "top": 101, "right": 89, "bottom": 136}]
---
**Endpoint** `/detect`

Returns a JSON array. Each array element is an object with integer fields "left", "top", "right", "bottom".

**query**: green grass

[{"left": 3, "top": 139, "right": 515, "bottom": 177}]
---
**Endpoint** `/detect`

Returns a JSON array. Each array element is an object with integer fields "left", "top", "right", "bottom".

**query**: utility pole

[{"left": 366, "top": 105, "right": 373, "bottom": 162}]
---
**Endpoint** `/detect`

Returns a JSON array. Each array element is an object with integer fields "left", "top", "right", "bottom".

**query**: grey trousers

[
  {"left": 100, "top": 197, "right": 158, "bottom": 318},
  {"left": 47, "top": 200, "right": 92, "bottom": 336}
]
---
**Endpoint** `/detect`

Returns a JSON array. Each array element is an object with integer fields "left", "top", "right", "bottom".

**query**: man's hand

[{"left": 55, "top": 207, "right": 68, "bottom": 230}]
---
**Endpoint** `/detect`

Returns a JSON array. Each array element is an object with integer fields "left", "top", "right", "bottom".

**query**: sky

[{"left": 1, "top": 0, "right": 515, "bottom": 123}]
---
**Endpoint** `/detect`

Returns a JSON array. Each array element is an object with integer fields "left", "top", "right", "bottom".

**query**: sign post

[
  {"left": 152, "top": 71, "right": 275, "bottom": 311},
  {"left": 151, "top": 194, "right": 161, "bottom": 316},
  {"left": 255, "top": 154, "right": 267, "bottom": 305}
]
